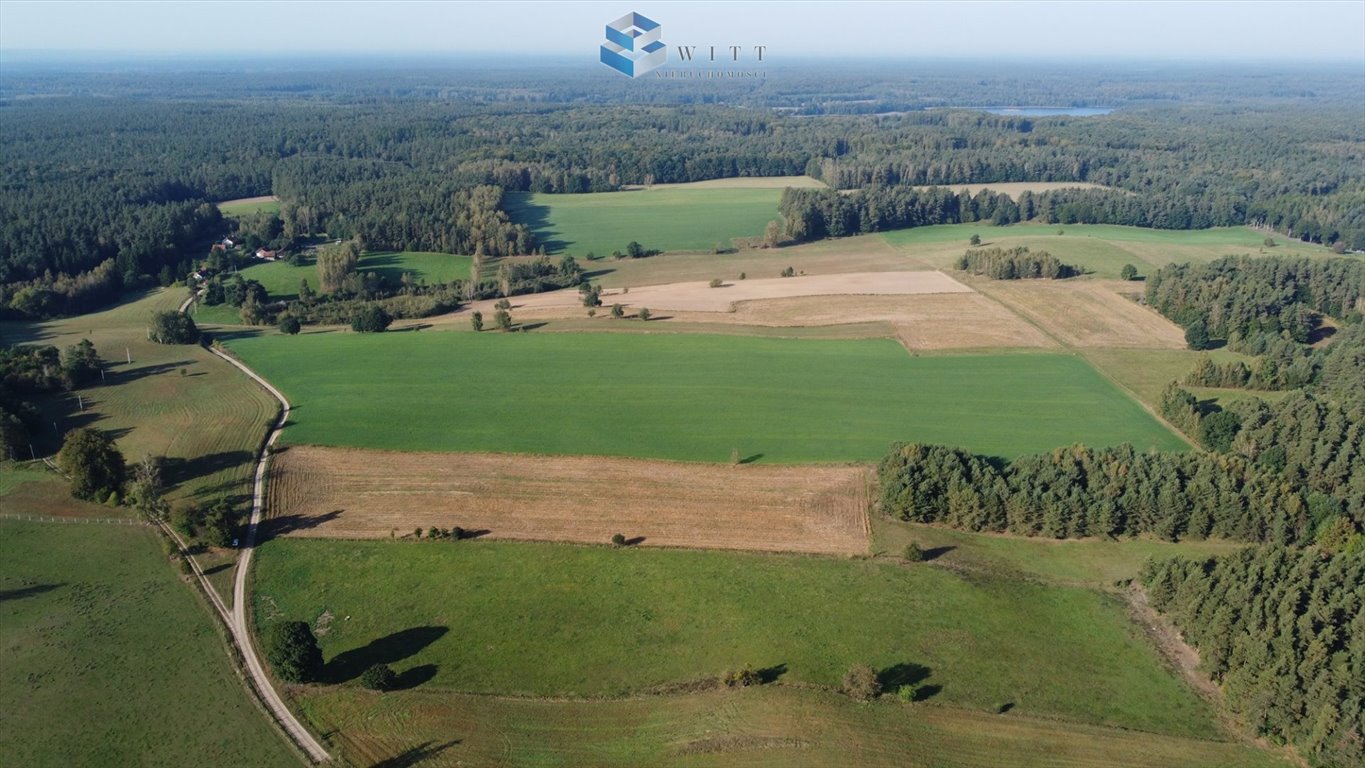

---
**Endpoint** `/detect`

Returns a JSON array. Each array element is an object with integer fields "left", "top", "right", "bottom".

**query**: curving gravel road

[{"left": 178, "top": 291, "right": 331, "bottom": 763}]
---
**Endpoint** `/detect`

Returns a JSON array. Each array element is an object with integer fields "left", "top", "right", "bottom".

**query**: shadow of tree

[
  {"left": 0, "top": 583, "right": 64, "bottom": 602},
  {"left": 260, "top": 510, "right": 343, "bottom": 540},
  {"left": 323, "top": 626, "right": 449, "bottom": 684},
  {"left": 162, "top": 450, "right": 255, "bottom": 490},
  {"left": 756, "top": 663, "right": 787, "bottom": 684},
  {"left": 393, "top": 664, "right": 438, "bottom": 690},
  {"left": 878, "top": 662, "right": 931, "bottom": 691},
  {"left": 369, "top": 739, "right": 461, "bottom": 768},
  {"left": 922, "top": 545, "right": 956, "bottom": 561}
]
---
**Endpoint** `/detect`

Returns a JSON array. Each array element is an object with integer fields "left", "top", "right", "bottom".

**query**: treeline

[
  {"left": 878, "top": 442, "right": 1313, "bottom": 544},
  {"left": 0, "top": 340, "right": 100, "bottom": 458},
  {"left": 954, "top": 246, "right": 1078, "bottom": 279},
  {"left": 1146, "top": 256, "right": 1365, "bottom": 348},
  {"left": 1141, "top": 547, "right": 1363, "bottom": 766}
]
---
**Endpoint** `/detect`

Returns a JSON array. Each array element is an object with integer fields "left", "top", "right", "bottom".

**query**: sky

[{"left": 1, "top": 0, "right": 1363, "bottom": 62}]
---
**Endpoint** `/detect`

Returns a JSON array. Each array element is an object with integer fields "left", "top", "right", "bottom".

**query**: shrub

[
  {"left": 427, "top": 526, "right": 442, "bottom": 540},
  {"left": 969, "top": 233, "right": 981, "bottom": 246},
  {"left": 470, "top": 311, "right": 484, "bottom": 332},
  {"left": 359, "top": 663, "right": 397, "bottom": 691},
  {"left": 1119, "top": 263, "right": 1139, "bottom": 281},
  {"left": 494, "top": 309, "right": 512, "bottom": 330},
  {"left": 709, "top": 278, "right": 724, "bottom": 288},
  {"left": 451, "top": 526, "right": 465, "bottom": 540},
  {"left": 610, "top": 303, "right": 624, "bottom": 319},
  {"left": 263, "top": 621, "right": 323, "bottom": 683},
  {"left": 897, "top": 684, "right": 916, "bottom": 702},
  {"left": 638, "top": 307, "right": 651, "bottom": 321},
  {"left": 842, "top": 664, "right": 881, "bottom": 702},
  {"left": 721, "top": 667, "right": 761, "bottom": 688},
  {"left": 350, "top": 305, "right": 392, "bottom": 333},
  {"left": 739, "top": 272, "right": 746, "bottom": 280},
  {"left": 611, "top": 533, "right": 627, "bottom": 546},
  {"left": 903, "top": 543, "right": 925, "bottom": 562},
  {"left": 278, "top": 315, "right": 301, "bottom": 335}
]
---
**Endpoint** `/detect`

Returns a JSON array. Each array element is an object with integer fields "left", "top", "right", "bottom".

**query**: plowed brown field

[{"left": 267, "top": 446, "right": 871, "bottom": 555}]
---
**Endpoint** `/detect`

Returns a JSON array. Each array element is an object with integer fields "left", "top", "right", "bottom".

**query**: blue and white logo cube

[{"left": 600, "top": 12, "right": 665, "bottom": 78}]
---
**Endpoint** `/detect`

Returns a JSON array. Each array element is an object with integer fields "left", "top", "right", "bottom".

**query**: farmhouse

[{"left": 255, "top": 248, "right": 278, "bottom": 261}]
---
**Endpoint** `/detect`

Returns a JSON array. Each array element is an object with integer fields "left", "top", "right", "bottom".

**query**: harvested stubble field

[
  {"left": 266, "top": 446, "right": 871, "bottom": 554},
  {"left": 972, "top": 278, "right": 1187, "bottom": 349},
  {"left": 463, "top": 270, "right": 970, "bottom": 314}
]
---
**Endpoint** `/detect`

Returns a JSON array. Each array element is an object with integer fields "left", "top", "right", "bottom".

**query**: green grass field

[
  {"left": 224, "top": 332, "right": 1186, "bottom": 461},
  {"left": 297, "top": 685, "right": 1283, "bottom": 768},
  {"left": 506, "top": 188, "right": 784, "bottom": 257},
  {"left": 0, "top": 521, "right": 297, "bottom": 767},
  {"left": 882, "top": 223, "right": 1333, "bottom": 279},
  {"left": 871, "top": 517, "right": 1249, "bottom": 588},
  {"left": 255, "top": 537, "right": 1217, "bottom": 738},
  {"left": 217, "top": 196, "right": 281, "bottom": 218}
]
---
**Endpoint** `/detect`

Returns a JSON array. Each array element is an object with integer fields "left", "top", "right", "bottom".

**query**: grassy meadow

[
  {"left": 217, "top": 195, "right": 281, "bottom": 218},
  {"left": 881, "top": 223, "right": 1333, "bottom": 279},
  {"left": 296, "top": 685, "right": 1285, "bottom": 768},
  {"left": 255, "top": 537, "right": 1217, "bottom": 738},
  {"left": 0, "top": 521, "right": 297, "bottom": 768},
  {"left": 506, "top": 188, "right": 784, "bottom": 257},
  {"left": 224, "top": 332, "right": 1186, "bottom": 461}
]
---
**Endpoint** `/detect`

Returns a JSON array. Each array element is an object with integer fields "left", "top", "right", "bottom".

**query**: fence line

[{"left": 0, "top": 513, "right": 149, "bottom": 526}]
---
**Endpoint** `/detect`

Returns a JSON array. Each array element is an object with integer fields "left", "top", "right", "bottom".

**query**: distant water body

[{"left": 973, "top": 106, "right": 1115, "bottom": 116}]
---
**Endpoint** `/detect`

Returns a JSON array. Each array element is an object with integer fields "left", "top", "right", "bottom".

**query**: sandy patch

[
  {"left": 974, "top": 279, "right": 1186, "bottom": 349},
  {"left": 267, "top": 447, "right": 871, "bottom": 555}
]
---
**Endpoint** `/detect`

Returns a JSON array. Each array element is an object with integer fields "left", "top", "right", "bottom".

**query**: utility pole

[{"left": 126, "top": 347, "right": 132, "bottom": 365}]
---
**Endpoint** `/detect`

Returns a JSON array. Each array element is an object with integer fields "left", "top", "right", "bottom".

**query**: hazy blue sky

[{"left": 2, "top": 0, "right": 1362, "bottom": 61}]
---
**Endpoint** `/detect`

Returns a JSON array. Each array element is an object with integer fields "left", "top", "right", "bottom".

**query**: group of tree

[
  {"left": 879, "top": 441, "right": 1330, "bottom": 544},
  {"left": 0, "top": 340, "right": 101, "bottom": 459},
  {"left": 953, "top": 246, "right": 1078, "bottom": 279},
  {"left": 1146, "top": 255, "right": 1365, "bottom": 351},
  {"left": 1141, "top": 546, "right": 1363, "bottom": 766},
  {"left": 148, "top": 310, "right": 200, "bottom": 345}
]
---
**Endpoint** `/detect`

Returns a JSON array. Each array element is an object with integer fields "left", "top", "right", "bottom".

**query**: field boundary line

[
  {"left": 0, "top": 513, "right": 149, "bottom": 525},
  {"left": 966, "top": 277, "right": 1198, "bottom": 450}
]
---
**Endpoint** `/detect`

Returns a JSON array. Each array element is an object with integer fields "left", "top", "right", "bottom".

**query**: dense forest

[
  {"left": 878, "top": 442, "right": 1326, "bottom": 544},
  {"left": 2, "top": 63, "right": 1362, "bottom": 318},
  {"left": 1141, "top": 547, "right": 1363, "bottom": 766},
  {"left": 1146, "top": 256, "right": 1365, "bottom": 349}
]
